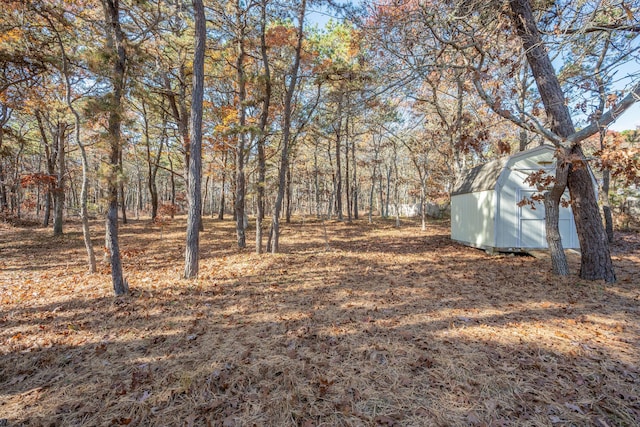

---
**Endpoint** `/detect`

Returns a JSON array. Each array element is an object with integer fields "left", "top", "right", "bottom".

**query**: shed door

[{"left": 518, "top": 190, "right": 546, "bottom": 248}]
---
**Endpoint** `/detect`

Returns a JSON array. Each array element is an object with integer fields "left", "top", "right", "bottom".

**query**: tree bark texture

[
  {"left": 53, "top": 123, "right": 65, "bottom": 235},
  {"left": 235, "top": 1, "right": 248, "bottom": 249},
  {"left": 255, "top": 0, "right": 271, "bottom": 254},
  {"left": 102, "top": 0, "right": 128, "bottom": 295},
  {"left": 567, "top": 145, "right": 615, "bottom": 281},
  {"left": 0, "top": 107, "right": 7, "bottom": 212},
  {"left": 218, "top": 151, "right": 226, "bottom": 220},
  {"left": 509, "top": 0, "right": 615, "bottom": 282},
  {"left": 184, "top": 0, "right": 206, "bottom": 279}
]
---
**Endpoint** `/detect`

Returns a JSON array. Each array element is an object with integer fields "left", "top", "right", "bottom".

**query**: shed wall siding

[
  {"left": 451, "top": 191, "right": 496, "bottom": 248},
  {"left": 495, "top": 157, "right": 580, "bottom": 250}
]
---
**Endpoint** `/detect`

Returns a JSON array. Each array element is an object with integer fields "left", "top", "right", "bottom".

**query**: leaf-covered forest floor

[{"left": 1, "top": 216, "right": 639, "bottom": 426}]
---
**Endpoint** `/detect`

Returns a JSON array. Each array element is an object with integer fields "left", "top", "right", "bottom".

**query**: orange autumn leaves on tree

[
  {"left": 265, "top": 25, "right": 297, "bottom": 48},
  {"left": 596, "top": 130, "right": 640, "bottom": 186}
]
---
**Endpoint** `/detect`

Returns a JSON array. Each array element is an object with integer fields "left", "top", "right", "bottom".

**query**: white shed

[{"left": 451, "top": 145, "right": 582, "bottom": 252}]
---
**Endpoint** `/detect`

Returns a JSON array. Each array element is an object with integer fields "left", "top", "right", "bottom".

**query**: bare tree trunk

[
  {"left": 51, "top": 18, "right": 97, "bottom": 272},
  {"left": 420, "top": 176, "right": 427, "bottom": 231},
  {"left": 43, "top": 188, "right": 52, "bottom": 226},
  {"left": 595, "top": 55, "right": 614, "bottom": 244},
  {"left": 53, "top": 123, "right": 65, "bottom": 235},
  {"left": 119, "top": 182, "right": 127, "bottom": 224},
  {"left": 393, "top": 145, "right": 400, "bottom": 227},
  {"left": 518, "top": 64, "right": 530, "bottom": 152},
  {"left": 314, "top": 141, "right": 321, "bottom": 219},
  {"left": 218, "top": 151, "right": 226, "bottom": 220},
  {"left": 352, "top": 129, "right": 358, "bottom": 220},
  {"left": 0, "top": 109, "right": 7, "bottom": 213},
  {"left": 334, "top": 94, "right": 344, "bottom": 221},
  {"left": 385, "top": 166, "right": 392, "bottom": 217},
  {"left": 142, "top": 100, "right": 163, "bottom": 220},
  {"left": 601, "top": 168, "right": 614, "bottom": 243},
  {"left": 269, "top": 0, "right": 306, "bottom": 253},
  {"left": 168, "top": 156, "right": 176, "bottom": 218},
  {"left": 345, "top": 116, "right": 351, "bottom": 222},
  {"left": 543, "top": 161, "right": 570, "bottom": 276},
  {"left": 0, "top": 161, "right": 6, "bottom": 212},
  {"left": 77, "top": 129, "right": 97, "bottom": 273},
  {"left": 368, "top": 165, "right": 376, "bottom": 224},
  {"left": 184, "top": 0, "right": 206, "bottom": 278},
  {"left": 285, "top": 165, "right": 292, "bottom": 223},
  {"left": 35, "top": 111, "right": 54, "bottom": 227},
  {"left": 202, "top": 174, "right": 209, "bottom": 217},
  {"left": 378, "top": 171, "right": 384, "bottom": 218},
  {"left": 101, "top": 0, "right": 128, "bottom": 296},
  {"left": 234, "top": 0, "right": 248, "bottom": 248},
  {"left": 255, "top": 0, "right": 271, "bottom": 253}
]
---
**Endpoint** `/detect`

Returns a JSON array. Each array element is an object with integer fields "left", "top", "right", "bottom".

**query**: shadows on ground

[{"left": 1, "top": 216, "right": 639, "bottom": 426}]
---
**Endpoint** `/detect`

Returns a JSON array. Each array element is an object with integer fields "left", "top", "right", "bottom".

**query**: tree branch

[{"left": 568, "top": 81, "right": 640, "bottom": 144}]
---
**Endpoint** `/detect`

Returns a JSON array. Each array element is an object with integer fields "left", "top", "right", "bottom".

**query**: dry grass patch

[{"left": 1, "top": 216, "right": 639, "bottom": 426}]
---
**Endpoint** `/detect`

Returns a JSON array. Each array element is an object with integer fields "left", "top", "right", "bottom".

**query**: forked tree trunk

[{"left": 509, "top": 0, "right": 615, "bottom": 282}]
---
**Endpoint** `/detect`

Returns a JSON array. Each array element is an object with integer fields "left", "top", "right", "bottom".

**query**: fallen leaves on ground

[{"left": 1, "top": 217, "right": 639, "bottom": 426}]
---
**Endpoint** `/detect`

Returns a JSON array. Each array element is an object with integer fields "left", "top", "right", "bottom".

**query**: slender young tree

[
  {"left": 234, "top": 0, "right": 249, "bottom": 249},
  {"left": 256, "top": 0, "right": 272, "bottom": 254},
  {"left": 47, "top": 13, "right": 97, "bottom": 272},
  {"left": 269, "top": 0, "right": 307, "bottom": 253}
]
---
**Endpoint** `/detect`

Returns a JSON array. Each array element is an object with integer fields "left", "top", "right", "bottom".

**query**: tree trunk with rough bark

[
  {"left": 218, "top": 151, "right": 226, "bottom": 220},
  {"left": 184, "top": 0, "right": 205, "bottom": 279},
  {"left": 601, "top": 168, "right": 614, "bottom": 243},
  {"left": 101, "top": 0, "right": 128, "bottom": 296},
  {"left": 53, "top": 123, "right": 65, "bottom": 235},
  {"left": 255, "top": 0, "right": 271, "bottom": 254},
  {"left": 509, "top": 0, "right": 615, "bottom": 282},
  {"left": 334, "top": 94, "right": 344, "bottom": 221},
  {"left": 234, "top": 2, "right": 248, "bottom": 249},
  {"left": 0, "top": 107, "right": 7, "bottom": 213}
]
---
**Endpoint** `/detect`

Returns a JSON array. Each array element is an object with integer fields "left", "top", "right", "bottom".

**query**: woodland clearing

[{"left": 1, "top": 217, "right": 639, "bottom": 426}]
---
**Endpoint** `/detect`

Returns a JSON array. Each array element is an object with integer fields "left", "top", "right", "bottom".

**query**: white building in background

[{"left": 450, "top": 145, "right": 589, "bottom": 252}]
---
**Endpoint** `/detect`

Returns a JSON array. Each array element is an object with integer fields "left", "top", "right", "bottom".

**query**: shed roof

[
  {"left": 451, "top": 157, "right": 507, "bottom": 196},
  {"left": 451, "top": 145, "right": 558, "bottom": 196}
]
